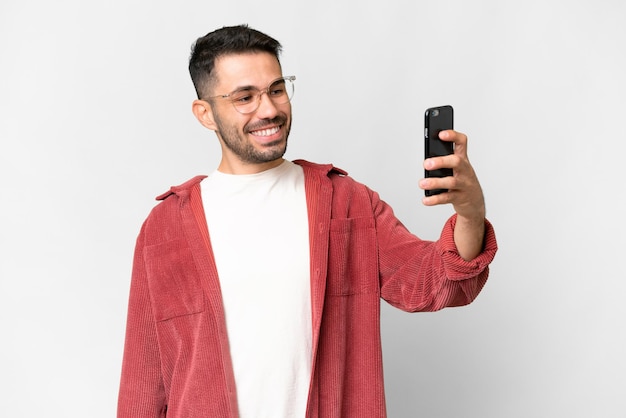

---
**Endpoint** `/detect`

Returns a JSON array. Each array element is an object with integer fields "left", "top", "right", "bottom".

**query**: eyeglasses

[{"left": 207, "top": 76, "right": 296, "bottom": 114}]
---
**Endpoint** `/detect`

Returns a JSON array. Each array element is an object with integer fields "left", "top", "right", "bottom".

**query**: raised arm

[{"left": 420, "top": 130, "right": 486, "bottom": 261}]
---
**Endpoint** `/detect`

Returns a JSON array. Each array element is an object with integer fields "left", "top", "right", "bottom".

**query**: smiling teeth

[{"left": 252, "top": 126, "right": 280, "bottom": 136}]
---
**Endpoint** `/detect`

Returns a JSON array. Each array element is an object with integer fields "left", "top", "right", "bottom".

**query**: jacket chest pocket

[
  {"left": 327, "top": 217, "right": 379, "bottom": 296},
  {"left": 144, "top": 239, "right": 205, "bottom": 322}
]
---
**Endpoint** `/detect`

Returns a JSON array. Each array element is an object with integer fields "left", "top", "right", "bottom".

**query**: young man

[{"left": 117, "top": 24, "right": 497, "bottom": 418}]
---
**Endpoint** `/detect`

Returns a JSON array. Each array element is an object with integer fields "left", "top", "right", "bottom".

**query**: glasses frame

[{"left": 206, "top": 75, "right": 296, "bottom": 114}]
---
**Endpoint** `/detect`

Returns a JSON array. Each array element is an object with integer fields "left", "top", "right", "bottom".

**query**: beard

[{"left": 213, "top": 112, "right": 292, "bottom": 165}]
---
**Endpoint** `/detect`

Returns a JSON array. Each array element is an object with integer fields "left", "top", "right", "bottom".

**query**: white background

[{"left": 1, "top": 1, "right": 625, "bottom": 417}]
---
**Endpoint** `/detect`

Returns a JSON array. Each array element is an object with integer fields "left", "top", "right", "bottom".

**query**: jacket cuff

[{"left": 438, "top": 214, "right": 498, "bottom": 280}]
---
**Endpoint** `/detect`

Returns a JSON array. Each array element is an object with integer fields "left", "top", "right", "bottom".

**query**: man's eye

[
  {"left": 269, "top": 87, "right": 285, "bottom": 96},
  {"left": 269, "top": 81, "right": 286, "bottom": 96},
  {"left": 233, "top": 93, "right": 254, "bottom": 103}
]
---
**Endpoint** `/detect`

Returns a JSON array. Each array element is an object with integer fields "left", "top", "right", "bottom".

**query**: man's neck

[{"left": 217, "top": 157, "right": 285, "bottom": 175}]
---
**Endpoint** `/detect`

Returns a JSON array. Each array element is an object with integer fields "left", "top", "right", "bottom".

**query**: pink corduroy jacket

[{"left": 117, "top": 160, "right": 498, "bottom": 418}]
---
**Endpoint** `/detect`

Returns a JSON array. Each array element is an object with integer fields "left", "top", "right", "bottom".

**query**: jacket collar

[
  {"left": 155, "top": 175, "right": 207, "bottom": 201},
  {"left": 154, "top": 160, "right": 347, "bottom": 202}
]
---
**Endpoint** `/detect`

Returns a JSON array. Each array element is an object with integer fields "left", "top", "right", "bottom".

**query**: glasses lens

[
  {"left": 230, "top": 88, "right": 259, "bottom": 114},
  {"left": 268, "top": 77, "right": 294, "bottom": 105},
  {"left": 230, "top": 77, "right": 295, "bottom": 114}
]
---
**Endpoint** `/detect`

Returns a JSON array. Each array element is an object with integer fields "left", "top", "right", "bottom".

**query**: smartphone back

[{"left": 424, "top": 105, "right": 454, "bottom": 196}]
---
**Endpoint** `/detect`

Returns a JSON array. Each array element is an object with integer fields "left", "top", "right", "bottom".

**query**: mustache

[{"left": 245, "top": 116, "right": 288, "bottom": 132}]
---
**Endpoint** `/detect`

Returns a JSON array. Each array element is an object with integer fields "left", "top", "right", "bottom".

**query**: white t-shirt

[{"left": 201, "top": 160, "right": 312, "bottom": 418}]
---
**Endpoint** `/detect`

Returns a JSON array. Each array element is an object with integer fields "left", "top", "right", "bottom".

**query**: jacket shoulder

[
  {"left": 138, "top": 175, "right": 206, "bottom": 242},
  {"left": 155, "top": 175, "right": 207, "bottom": 201},
  {"left": 292, "top": 159, "right": 348, "bottom": 177}
]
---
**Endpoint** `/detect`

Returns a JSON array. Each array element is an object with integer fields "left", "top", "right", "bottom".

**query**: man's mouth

[{"left": 249, "top": 125, "right": 281, "bottom": 137}]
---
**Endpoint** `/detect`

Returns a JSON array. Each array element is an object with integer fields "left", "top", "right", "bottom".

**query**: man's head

[
  {"left": 189, "top": 25, "right": 293, "bottom": 174},
  {"left": 189, "top": 24, "right": 283, "bottom": 99}
]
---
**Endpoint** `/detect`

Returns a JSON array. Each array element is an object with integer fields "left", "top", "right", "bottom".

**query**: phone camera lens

[{"left": 432, "top": 109, "right": 439, "bottom": 117}]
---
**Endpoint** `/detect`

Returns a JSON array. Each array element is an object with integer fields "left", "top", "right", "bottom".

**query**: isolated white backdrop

[{"left": 1, "top": 1, "right": 624, "bottom": 417}]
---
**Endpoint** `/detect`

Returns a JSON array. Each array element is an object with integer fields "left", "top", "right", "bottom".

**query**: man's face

[{"left": 207, "top": 52, "right": 292, "bottom": 173}]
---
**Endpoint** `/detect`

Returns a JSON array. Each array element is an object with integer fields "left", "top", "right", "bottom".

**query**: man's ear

[{"left": 192, "top": 99, "right": 218, "bottom": 131}]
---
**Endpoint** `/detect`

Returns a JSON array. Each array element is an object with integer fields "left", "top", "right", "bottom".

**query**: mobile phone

[{"left": 424, "top": 105, "right": 454, "bottom": 196}]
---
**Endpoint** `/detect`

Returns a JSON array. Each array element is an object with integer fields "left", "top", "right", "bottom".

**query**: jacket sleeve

[
  {"left": 117, "top": 223, "right": 167, "bottom": 418},
  {"left": 374, "top": 190, "right": 498, "bottom": 312}
]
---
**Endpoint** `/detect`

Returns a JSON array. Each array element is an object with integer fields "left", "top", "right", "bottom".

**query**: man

[{"left": 117, "top": 24, "right": 497, "bottom": 418}]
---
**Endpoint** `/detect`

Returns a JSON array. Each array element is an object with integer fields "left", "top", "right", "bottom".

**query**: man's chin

[
  {"left": 245, "top": 141, "right": 286, "bottom": 165},
  {"left": 262, "top": 138, "right": 287, "bottom": 155}
]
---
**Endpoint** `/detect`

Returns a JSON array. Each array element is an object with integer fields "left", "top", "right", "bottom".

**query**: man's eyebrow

[{"left": 231, "top": 84, "right": 258, "bottom": 93}]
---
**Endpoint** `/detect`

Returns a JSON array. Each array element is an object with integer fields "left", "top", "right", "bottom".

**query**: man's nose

[{"left": 254, "top": 91, "right": 279, "bottom": 117}]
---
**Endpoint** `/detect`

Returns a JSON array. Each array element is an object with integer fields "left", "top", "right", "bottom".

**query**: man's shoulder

[
  {"left": 139, "top": 175, "right": 207, "bottom": 232},
  {"left": 154, "top": 175, "right": 208, "bottom": 202},
  {"left": 293, "top": 159, "right": 372, "bottom": 201},
  {"left": 293, "top": 159, "right": 348, "bottom": 177}
]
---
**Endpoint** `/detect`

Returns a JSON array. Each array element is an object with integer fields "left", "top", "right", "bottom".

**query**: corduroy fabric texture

[{"left": 117, "top": 160, "right": 498, "bottom": 418}]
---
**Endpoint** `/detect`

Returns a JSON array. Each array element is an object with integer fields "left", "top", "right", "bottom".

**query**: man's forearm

[{"left": 453, "top": 214, "right": 486, "bottom": 261}]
